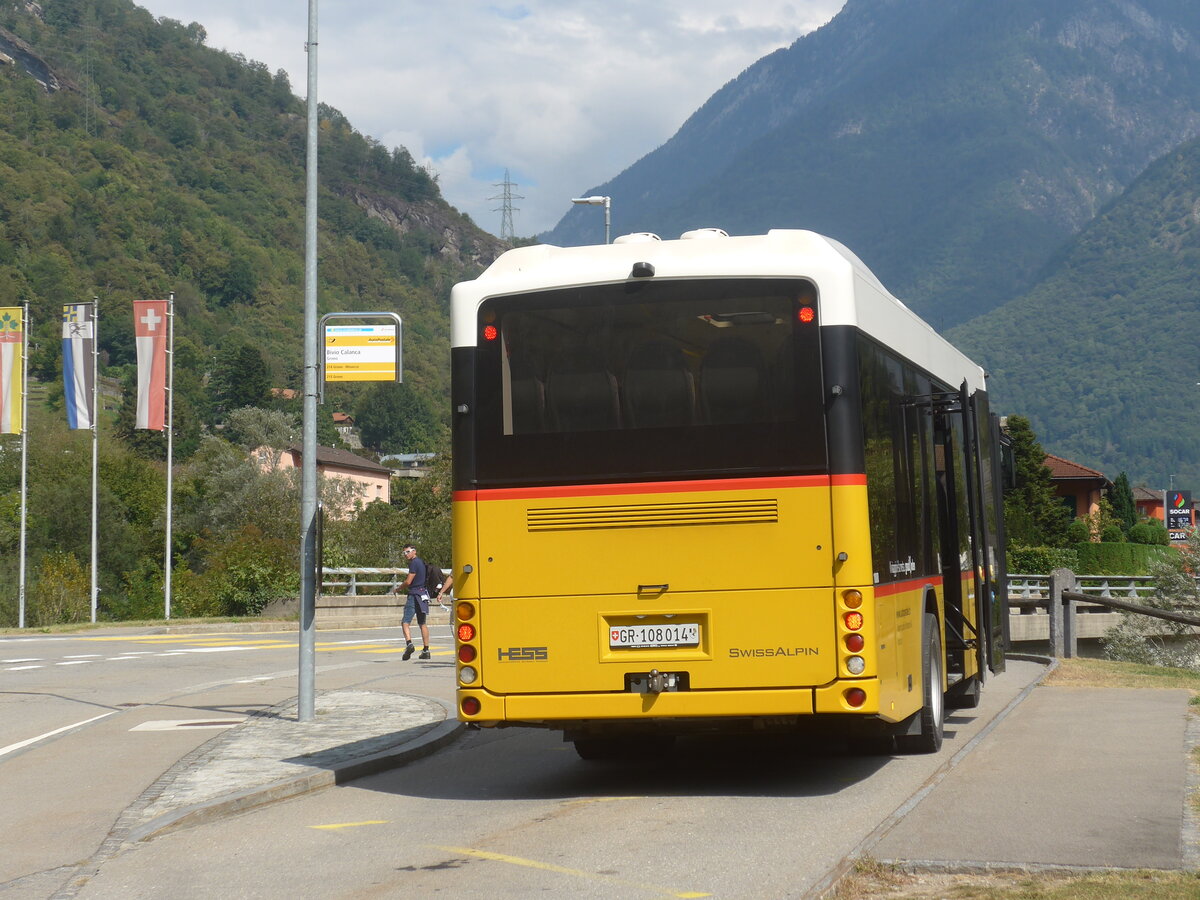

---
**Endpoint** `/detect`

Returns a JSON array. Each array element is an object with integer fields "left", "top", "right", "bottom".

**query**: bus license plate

[{"left": 610, "top": 623, "right": 700, "bottom": 649}]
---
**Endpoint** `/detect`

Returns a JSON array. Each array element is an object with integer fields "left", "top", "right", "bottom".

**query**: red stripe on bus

[
  {"left": 455, "top": 473, "right": 864, "bottom": 502},
  {"left": 873, "top": 575, "right": 944, "bottom": 598}
]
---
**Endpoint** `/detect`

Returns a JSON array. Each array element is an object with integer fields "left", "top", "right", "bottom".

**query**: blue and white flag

[{"left": 62, "top": 303, "right": 95, "bottom": 430}]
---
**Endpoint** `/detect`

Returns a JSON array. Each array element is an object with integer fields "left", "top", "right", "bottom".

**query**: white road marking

[
  {"left": 64, "top": 654, "right": 102, "bottom": 659},
  {"left": 2, "top": 658, "right": 42, "bottom": 663},
  {"left": 0, "top": 711, "right": 118, "bottom": 759},
  {"left": 5, "top": 665, "right": 42, "bottom": 671},
  {"left": 56, "top": 660, "right": 92, "bottom": 666},
  {"left": 130, "top": 719, "right": 243, "bottom": 732}
]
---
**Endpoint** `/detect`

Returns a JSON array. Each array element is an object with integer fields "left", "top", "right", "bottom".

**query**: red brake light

[
  {"left": 483, "top": 324, "right": 498, "bottom": 341},
  {"left": 457, "top": 623, "right": 476, "bottom": 642},
  {"left": 798, "top": 306, "right": 815, "bottom": 324},
  {"left": 843, "top": 611, "right": 864, "bottom": 631}
]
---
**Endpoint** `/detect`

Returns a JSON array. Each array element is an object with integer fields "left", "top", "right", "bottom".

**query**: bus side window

[
  {"left": 700, "top": 336, "right": 767, "bottom": 425},
  {"left": 545, "top": 346, "right": 622, "bottom": 432},
  {"left": 622, "top": 340, "right": 696, "bottom": 428}
]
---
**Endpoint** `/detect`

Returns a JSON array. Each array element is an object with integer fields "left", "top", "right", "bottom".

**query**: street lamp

[{"left": 571, "top": 195, "right": 611, "bottom": 244}]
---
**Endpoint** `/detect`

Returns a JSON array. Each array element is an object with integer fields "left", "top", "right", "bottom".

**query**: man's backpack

[{"left": 423, "top": 561, "right": 443, "bottom": 597}]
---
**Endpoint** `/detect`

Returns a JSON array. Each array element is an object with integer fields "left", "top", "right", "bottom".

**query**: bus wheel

[{"left": 897, "top": 613, "right": 944, "bottom": 754}]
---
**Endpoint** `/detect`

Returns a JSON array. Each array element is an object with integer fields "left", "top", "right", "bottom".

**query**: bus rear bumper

[{"left": 458, "top": 679, "right": 887, "bottom": 725}]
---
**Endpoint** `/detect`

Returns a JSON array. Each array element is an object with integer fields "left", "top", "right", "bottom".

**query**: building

[
  {"left": 1132, "top": 486, "right": 1197, "bottom": 536},
  {"left": 265, "top": 444, "right": 392, "bottom": 512},
  {"left": 380, "top": 452, "right": 437, "bottom": 479},
  {"left": 1044, "top": 453, "right": 1110, "bottom": 520}
]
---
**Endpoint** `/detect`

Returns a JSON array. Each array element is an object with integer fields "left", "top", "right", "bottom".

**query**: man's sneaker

[
  {"left": 418, "top": 648, "right": 431, "bottom": 660},
  {"left": 402, "top": 644, "right": 415, "bottom": 660}
]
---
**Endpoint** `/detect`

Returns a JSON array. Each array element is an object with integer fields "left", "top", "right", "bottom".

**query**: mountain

[
  {"left": 948, "top": 135, "right": 1200, "bottom": 490},
  {"left": 544, "top": 0, "right": 1200, "bottom": 330},
  {"left": 0, "top": 0, "right": 504, "bottom": 445}
]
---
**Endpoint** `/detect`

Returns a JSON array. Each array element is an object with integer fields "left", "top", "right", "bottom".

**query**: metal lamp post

[{"left": 571, "top": 195, "right": 611, "bottom": 244}]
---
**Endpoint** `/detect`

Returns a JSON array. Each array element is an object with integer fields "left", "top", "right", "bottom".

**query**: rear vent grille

[{"left": 528, "top": 499, "right": 778, "bottom": 531}]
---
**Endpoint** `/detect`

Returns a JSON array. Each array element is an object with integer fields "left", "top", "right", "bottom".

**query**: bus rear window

[{"left": 473, "top": 278, "right": 826, "bottom": 486}]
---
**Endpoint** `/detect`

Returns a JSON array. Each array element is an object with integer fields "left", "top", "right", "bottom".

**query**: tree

[
  {"left": 1110, "top": 472, "right": 1138, "bottom": 536},
  {"left": 1103, "top": 530, "right": 1199, "bottom": 667},
  {"left": 1004, "top": 416, "right": 1071, "bottom": 549},
  {"left": 352, "top": 382, "right": 440, "bottom": 454},
  {"left": 211, "top": 343, "right": 270, "bottom": 416}
]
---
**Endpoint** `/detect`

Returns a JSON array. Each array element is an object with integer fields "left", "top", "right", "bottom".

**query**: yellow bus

[{"left": 449, "top": 228, "right": 1006, "bottom": 757}]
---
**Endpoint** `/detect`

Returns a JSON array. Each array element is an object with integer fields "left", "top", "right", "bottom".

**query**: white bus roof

[{"left": 450, "top": 229, "right": 986, "bottom": 392}]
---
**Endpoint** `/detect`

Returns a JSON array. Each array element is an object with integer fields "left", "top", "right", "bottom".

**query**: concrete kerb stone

[{"left": 123, "top": 692, "right": 465, "bottom": 845}]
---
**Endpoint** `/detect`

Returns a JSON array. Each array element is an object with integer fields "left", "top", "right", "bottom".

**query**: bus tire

[{"left": 896, "top": 613, "right": 944, "bottom": 754}]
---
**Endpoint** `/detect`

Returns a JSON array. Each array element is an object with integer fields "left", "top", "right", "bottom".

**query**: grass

[
  {"left": 833, "top": 863, "right": 1200, "bottom": 899},
  {"left": 0, "top": 615, "right": 298, "bottom": 637},
  {"left": 833, "top": 657, "right": 1200, "bottom": 899}
]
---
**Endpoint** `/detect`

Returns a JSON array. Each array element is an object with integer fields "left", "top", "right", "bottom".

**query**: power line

[{"left": 489, "top": 169, "right": 524, "bottom": 242}]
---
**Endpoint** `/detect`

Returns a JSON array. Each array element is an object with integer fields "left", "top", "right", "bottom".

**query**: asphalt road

[
  {"left": 0, "top": 625, "right": 456, "bottom": 898},
  {"left": 2, "top": 626, "right": 1048, "bottom": 899}
]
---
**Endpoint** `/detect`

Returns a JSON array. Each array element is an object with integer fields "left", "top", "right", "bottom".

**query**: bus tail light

[
  {"left": 843, "top": 611, "right": 864, "bottom": 631},
  {"left": 459, "top": 666, "right": 478, "bottom": 685},
  {"left": 461, "top": 697, "right": 481, "bottom": 716},
  {"left": 458, "top": 645, "right": 477, "bottom": 663},
  {"left": 846, "top": 656, "right": 866, "bottom": 675},
  {"left": 457, "top": 622, "right": 476, "bottom": 642},
  {"left": 844, "top": 633, "right": 865, "bottom": 652},
  {"left": 844, "top": 688, "right": 866, "bottom": 708},
  {"left": 456, "top": 601, "right": 475, "bottom": 621}
]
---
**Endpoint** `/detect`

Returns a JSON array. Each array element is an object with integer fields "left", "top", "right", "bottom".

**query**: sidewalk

[
  {"left": 868, "top": 680, "right": 1198, "bottom": 872},
  {"left": 113, "top": 690, "right": 463, "bottom": 846}
]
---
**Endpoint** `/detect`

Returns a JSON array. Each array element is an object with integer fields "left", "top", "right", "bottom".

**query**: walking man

[{"left": 398, "top": 543, "right": 431, "bottom": 660}]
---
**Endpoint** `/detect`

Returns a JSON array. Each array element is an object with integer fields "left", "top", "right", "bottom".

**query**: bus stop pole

[{"left": 298, "top": 0, "right": 319, "bottom": 723}]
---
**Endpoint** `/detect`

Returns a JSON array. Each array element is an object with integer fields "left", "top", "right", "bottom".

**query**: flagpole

[
  {"left": 17, "top": 304, "right": 29, "bottom": 629},
  {"left": 90, "top": 298, "right": 99, "bottom": 624},
  {"left": 164, "top": 292, "right": 175, "bottom": 620}
]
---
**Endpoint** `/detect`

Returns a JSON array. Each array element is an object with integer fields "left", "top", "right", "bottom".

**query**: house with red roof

[{"left": 1043, "top": 453, "right": 1110, "bottom": 520}]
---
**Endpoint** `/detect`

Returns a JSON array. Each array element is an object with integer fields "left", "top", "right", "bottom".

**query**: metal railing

[{"left": 321, "top": 567, "right": 410, "bottom": 596}]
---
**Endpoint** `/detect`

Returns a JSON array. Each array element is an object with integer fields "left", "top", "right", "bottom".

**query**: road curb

[{"left": 125, "top": 712, "right": 465, "bottom": 845}]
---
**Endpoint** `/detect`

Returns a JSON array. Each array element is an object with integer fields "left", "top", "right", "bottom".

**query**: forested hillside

[
  {"left": 0, "top": 0, "right": 502, "bottom": 434},
  {"left": 0, "top": 0, "right": 502, "bottom": 625},
  {"left": 545, "top": 0, "right": 1200, "bottom": 331},
  {"left": 949, "top": 135, "right": 1200, "bottom": 489}
]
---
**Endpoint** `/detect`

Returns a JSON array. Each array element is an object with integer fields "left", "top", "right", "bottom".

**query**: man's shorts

[{"left": 402, "top": 592, "right": 430, "bottom": 625}]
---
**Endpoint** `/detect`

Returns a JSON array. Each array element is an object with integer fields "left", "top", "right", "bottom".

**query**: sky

[{"left": 134, "top": 1, "right": 847, "bottom": 238}]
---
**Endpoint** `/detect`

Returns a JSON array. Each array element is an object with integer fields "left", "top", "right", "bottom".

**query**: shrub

[
  {"left": 1007, "top": 545, "right": 1080, "bottom": 573},
  {"left": 31, "top": 552, "right": 89, "bottom": 626},
  {"left": 1065, "top": 520, "right": 1090, "bottom": 543},
  {"left": 1128, "top": 520, "right": 1170, "bottom": 546},
  {"left": 1073, "top": 542, "right": 1174, "bottom": 575}
]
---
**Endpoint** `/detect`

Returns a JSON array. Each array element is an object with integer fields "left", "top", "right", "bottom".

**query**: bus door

[{"left": 928, "top": 385, "right": 1005, "bottom": 682}]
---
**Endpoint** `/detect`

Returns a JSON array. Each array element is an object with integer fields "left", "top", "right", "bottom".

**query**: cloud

[{"left": 137, "top": 1, "right": 846, "bottom": 236}]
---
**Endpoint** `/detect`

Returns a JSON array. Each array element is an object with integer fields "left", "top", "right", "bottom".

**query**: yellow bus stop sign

[{"left": 324, "top": 324, "right": 397, "bottom": 382}]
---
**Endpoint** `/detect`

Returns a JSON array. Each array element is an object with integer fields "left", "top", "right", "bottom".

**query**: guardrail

[
  {"left": 321, "top": 567, "right": 411, "bottom": 595},
  {"left": 1012, "top": 568, "right": 1200, "bottom": 658}
]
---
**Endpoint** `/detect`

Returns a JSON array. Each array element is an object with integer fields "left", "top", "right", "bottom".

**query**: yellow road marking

[
  {"left": 432, "top": 846, "right": 710, "bottom": 898},
  {"left": 82, "top": 631, "right": 295, "bottom": 642},
  {"left": 310, "top": 821, "right": 390, "bottom": 831}
]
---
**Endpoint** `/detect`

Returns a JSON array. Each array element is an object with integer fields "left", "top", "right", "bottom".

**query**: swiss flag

[{"left": 134, "top": 300, "right": 168, "bottom": 430}]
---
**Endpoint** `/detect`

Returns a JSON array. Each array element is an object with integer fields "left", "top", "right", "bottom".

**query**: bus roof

[{"left": 450, "top": 228, "right": 986, "bottom": 392}]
